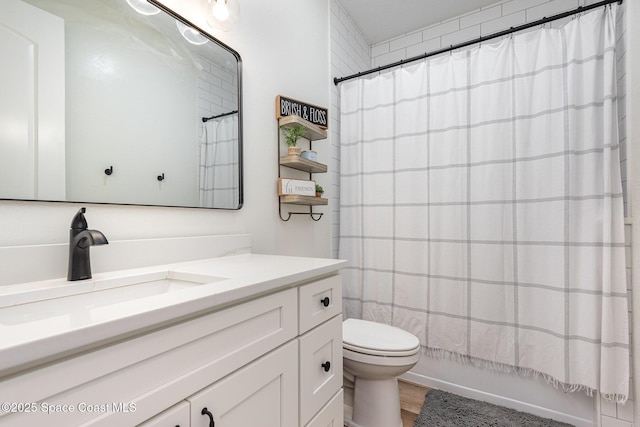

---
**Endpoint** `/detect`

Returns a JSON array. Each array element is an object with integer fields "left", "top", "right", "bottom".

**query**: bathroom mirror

[{"left": 0, "top": 0, "right": 243, "bottom": 209}]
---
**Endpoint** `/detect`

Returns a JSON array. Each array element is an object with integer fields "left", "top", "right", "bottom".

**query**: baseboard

[{"left": 401, "top": 372, "right": 594, "bottom": 427}]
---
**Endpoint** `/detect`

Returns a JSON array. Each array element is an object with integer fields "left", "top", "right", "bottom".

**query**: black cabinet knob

[
  {"left": 321, "top": 297, "right": 330, "bottom": 307},
  {"left": 321, "top": 361, "right": 331, "bottom": 372}
]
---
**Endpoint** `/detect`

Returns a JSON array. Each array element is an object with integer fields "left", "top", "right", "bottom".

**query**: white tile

[
  {"left": 601, "top": 415, "right": 632, "bottom": 427},
  {"left": 331, "top": 17, "right": 348, "bottom": 41},
  {"left": 481, "top": 11, "right": 526, "bottom": 35},
  {"left": 602, "top": 395, "right": 618, "bottom": 417},
  {"left": 442, "top": 25, "right": 481, "bottom": 47},
  {"left": 406, "top": 38, "right": 442, "bottom": 58},
  {"left": 525, "top": 0, "right": 580, "bottom": 22},
  {"left": 371, "top": 42, "right": 390, "bottom": 58},
  {"left": 373, "top": 49, "right": 409, "bottom": 68},
  {"left": 460, "top": 6, "right": 502, "bottom": 29},
  {"left": 390, "top": 32, "right": 423, "bottom": 52},
  {"left": 617, "top": 399, "right": 635, "bottom": 422},
  {"left": 502, "top": 0, "right": 547, "bottom": 15},
  {"left": 422, "top": 19, "right": 460, "bottom": 41}
]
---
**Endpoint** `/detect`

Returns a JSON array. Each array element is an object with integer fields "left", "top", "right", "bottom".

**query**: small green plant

[
  {"left": 315, "top": 184, "right": 324, "bottom": 195},
  {"left": 282, "top": 125, "right": 306, "bottom": 147}
]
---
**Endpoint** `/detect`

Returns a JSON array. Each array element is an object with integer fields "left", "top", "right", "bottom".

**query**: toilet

[{"left": 343, "top": 318, "right": 421, "bottom": 427}]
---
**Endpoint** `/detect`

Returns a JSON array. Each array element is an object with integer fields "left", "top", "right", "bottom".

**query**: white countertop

[{"left": 0, "top": 253, "right": 346, "bottom": 376}]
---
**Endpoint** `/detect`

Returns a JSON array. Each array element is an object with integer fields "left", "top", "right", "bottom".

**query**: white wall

[{"left": 0, "top": 0, "right": 332, "bottom": 271}]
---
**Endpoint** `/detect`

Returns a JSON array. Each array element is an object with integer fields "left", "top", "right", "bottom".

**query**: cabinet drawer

[
  {"left": 305, "top": 389, "right": 343, "bottom": 427},
  {"left": 188, "top": 340, "right": 298, "bottom": 427},
  {"left": 137, "top": 401, "right": 189, "bottom": 427},
  {"left": 299, "top": 275, "right": 342, "bottom": 334},
  {"left": 299, "top": 315, "right": 343, "bottom": 425}
]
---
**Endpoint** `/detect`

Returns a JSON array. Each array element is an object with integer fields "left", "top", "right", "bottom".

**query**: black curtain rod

[
  {"left": 202, "top": 110, "right": 239, "bottom": 123},
  {"left": 334, "top": 0, "right": 622, "bottom": 85}
]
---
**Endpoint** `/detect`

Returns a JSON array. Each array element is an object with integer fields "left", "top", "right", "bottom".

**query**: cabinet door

[
  {"left": 188, "top": 341, "right": 298, "bottom": 427},
  {"left": 138, "top": 401, "right": 189, "bottom": 427},
  {"left": 299, "top": 315, "right": 343, "bottom": 425},
  {"left": 305, "top": 390, "right": 343, "bottom": 427}
]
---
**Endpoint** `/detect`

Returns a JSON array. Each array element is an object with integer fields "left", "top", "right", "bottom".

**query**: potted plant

[
  {"left": 282, "top": 124, "right": 306, "bottom": 156},
  {"left": 315, "top": 184, "right": 324, "bottom": 198}
]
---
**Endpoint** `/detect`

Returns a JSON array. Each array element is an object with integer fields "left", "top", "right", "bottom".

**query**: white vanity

[{"left": 0, "top": 236, "right": 346, "bottom": 427}]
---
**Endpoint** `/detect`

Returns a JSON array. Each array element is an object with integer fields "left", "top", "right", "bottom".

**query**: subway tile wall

[
  {"left": 331, "top": 0, "right": 632, "bottom": 425},
  {"left": 196, "top": 54, "right": 239, "bottom": 138},
  {"left": 330, "top": 0, "right": 371, "bottom": 259}
]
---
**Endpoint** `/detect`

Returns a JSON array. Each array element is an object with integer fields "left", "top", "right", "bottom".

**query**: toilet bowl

[{"left": 343, "top": 318, "right": 420, "bottom": 427}]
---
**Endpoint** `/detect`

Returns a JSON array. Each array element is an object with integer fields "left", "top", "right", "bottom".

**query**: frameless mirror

[{"left": 0, "top": 0, "right": 243, "bottom": 209}]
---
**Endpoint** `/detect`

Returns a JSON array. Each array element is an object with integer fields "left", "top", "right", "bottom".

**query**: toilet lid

[{"left": 343, "top": 318, "right": 420, "bottom": 354}]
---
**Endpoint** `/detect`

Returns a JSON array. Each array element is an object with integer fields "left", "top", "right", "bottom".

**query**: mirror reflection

[{"left": 0, "top": 0, "right": 243, "bottom": 209}]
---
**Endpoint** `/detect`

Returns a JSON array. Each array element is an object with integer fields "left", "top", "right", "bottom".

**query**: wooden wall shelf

[
  {"left": 280, "top": 195, "right": 328, "bottom": 206},
  {"left": 279, "top": 156, "right": 327, "bottom": 173},
  {"left": 279, "top": 115, "right": 327, "bottom": 141}
]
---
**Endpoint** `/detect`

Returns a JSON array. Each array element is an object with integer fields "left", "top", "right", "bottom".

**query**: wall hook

[
  {"left": 104, "top": 166, "right": 113, "bottom": 176},
  {"left": 157, "top": 173, "right": 165, "bottom": 181}
]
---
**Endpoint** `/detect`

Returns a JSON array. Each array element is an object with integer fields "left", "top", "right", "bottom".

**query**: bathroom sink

[{"left": 0, "top": 270, "right": 227, "bottom": 326}]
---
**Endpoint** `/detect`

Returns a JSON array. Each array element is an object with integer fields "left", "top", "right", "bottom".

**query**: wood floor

[
  {"left": 399, "top": 380, "right": 429, "bottom": 427},
  {"left": 344, "top": 379, "right": 430, "bottom": 427}
]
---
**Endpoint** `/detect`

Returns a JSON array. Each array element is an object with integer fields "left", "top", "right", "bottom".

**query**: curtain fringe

[{"left": 421, "top": 346, "right": 628, "bottom": 404}]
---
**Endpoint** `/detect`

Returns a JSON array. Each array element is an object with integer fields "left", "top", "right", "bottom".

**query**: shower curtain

[
  {"left": 339, "top": 7, "right": 629, "bottom": 401},
  {"left": 200, "top": 114, "right": 239, "bottom": 208}
]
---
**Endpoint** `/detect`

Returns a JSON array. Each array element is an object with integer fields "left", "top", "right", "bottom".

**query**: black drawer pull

[
  {"left": 202, "top": 407, "right": 215, "bottom": 427},
  {"left": 321, "top": 297, "right": 330, "bottom": 307},
  {"left": 322, "top": 361, "right": 331, "bottom": 372}
]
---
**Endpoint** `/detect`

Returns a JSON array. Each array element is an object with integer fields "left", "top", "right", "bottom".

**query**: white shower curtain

[
  {"left": 200, "top": 114, "right": 239, "bottom": 209},
  {"left": 339, "top": 7, "right": 629, "bottom": 401}
]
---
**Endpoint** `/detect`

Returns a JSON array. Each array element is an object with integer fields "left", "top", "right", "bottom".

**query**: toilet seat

[{"left": 343, "top": 318, "right": 420, "bottom": 357}]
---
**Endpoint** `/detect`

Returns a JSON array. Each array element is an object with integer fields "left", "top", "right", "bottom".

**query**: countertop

[{"left": 0, "top": 253, "right": 347, "bottom": 376}]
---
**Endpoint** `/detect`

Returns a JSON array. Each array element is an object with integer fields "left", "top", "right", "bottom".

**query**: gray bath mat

[{"left": 414, "top": 390, "right": 574, "bottom": 427}]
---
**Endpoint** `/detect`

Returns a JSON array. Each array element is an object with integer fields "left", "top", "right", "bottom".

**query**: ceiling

[{"left": 340, "top": 0, "right": 501, "bottom": 45}]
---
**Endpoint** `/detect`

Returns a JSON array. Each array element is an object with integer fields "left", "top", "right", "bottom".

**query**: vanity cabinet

[
  {"left": 138, "top": 402, "right": 189, "bottom": 427},
  {"left": 0, "top": 269, "right": 343, "bottom": 427}
]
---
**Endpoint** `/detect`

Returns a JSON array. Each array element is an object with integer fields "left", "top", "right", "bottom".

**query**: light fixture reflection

[
  {"left": 126, "top": 0, "right": 160, "bottom": 15},
  {"left": 176, "top": 21, "right": 209, "bottom": 45},
  {"left": 207, "top": 0, "right": 239, "bottom": 32}
]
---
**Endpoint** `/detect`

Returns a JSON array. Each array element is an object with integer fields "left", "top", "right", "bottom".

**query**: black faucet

[{"left": 67, "top": 207, "right": 109, "bottom": 281}]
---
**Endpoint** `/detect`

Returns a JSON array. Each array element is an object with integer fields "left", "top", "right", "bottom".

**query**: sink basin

[{"left": 0, "top": 270, "right": 226, "bottom": 326}]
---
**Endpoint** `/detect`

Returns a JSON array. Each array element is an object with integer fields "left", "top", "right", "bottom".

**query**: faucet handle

[{"left": 70, "top": 207, "right": 88, "bottom": 230}]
